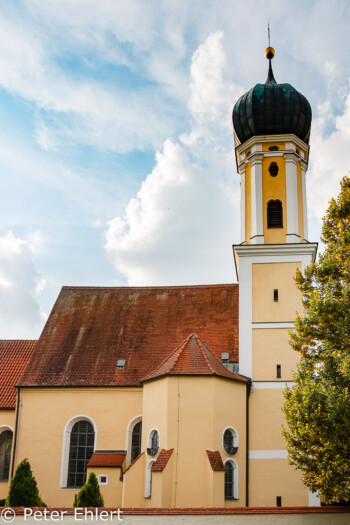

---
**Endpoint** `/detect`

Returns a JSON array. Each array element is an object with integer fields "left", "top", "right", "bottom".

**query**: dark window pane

[
  {"left": 225, "top": 462, "right": 235, "bottom": 500},
  {"left": 67, "top": 421, "right": 94, "bottom": 487},
  {"left": 131, "top": 421, "right": 142, "bottom": 462},
  {"left": 0, "top": 431, "right": 13, "bottom": 481}
]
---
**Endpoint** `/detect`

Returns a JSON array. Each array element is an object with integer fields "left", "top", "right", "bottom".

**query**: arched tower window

[
  {"left": 224, "top": 459, "right": 238, "bottom": 500},
  {"left": 267, "top": 200, "right": 283, "bottom": 228},
  {"left": 0, "top": 430, "right": 13, "bottom": 481},
  {"left": 131, "top": 421, "right": 142, "bottom": 463},
  {"left": 67, "top": 420, "right": 95, "bottom": 487}
]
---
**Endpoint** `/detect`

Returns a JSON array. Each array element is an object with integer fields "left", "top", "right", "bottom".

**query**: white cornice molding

[{"left": 233, "top": 242, "right": 318, "bottom": 261}]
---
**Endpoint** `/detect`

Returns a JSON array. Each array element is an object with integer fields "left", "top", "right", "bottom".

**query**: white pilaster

[
  {"left": 239, "top": 165, "right": 246, "bottom": 243},
  {"left": 301, "top": 160, "right": 308, "bottom": 241},
  {"left": 250, "top": 153, "right": 264, "bottom": 244},
  {"left": 285, "top": 152, "right": 299, "bottom": 243}
]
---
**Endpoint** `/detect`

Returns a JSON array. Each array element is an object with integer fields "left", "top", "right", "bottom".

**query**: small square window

[
  {"left": 98, "top": 475, "right": 108, "bottom": 485},
  {"left": 116, "top": 359, "right": 126, "bottom": 369}
]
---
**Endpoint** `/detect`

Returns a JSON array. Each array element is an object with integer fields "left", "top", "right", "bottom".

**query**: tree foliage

[
  {"left": 283, "top": 175, "right": 350, "bottom": 504},
  {"left": 6, "top": 458, "right": 44, "bottom": 506},
  {"left": 73, "top": 473, "right": 104, "bottom": 507}
]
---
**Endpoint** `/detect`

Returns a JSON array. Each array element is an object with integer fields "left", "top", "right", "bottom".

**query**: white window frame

[
  {"left": 147, "top": 428, "right": 160, "bottom": 456},
  {"left": 125, "top": 415, "right": 142, "bottom": 467},
  {"left": 224, "top": 458, "right": 238, "bottom": 500},
  {"left": 222, "top": 426, "right": 239, "bottom": 455},
  {"left": 97, "top": 474, "right": 108, "bottom": 486},
  {"left": 60, "top": 415, "right": 97, "bottom": 489},
  {"left": 145, "top": 459, "right": 155, "bottom": 498}
]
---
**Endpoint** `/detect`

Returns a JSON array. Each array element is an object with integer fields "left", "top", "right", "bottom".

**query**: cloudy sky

[{"left": 1, "top": 0, "right": 350, "bottom": 338}]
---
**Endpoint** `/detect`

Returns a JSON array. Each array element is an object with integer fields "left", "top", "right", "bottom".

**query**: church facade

[{"left": 0, "top": 48, "right": 320, "bottom": 508}]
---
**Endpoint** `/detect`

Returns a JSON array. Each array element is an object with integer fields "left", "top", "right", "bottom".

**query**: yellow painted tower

[{"left": 233, "top": 48, "right": 319, "bottom": 506}]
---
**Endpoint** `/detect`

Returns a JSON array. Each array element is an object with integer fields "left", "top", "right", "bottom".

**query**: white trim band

[
  {"left": 249, "top": 450, "right": 288, "bottom": 459},
  {"left": 252, "top": 322, "right": 295, "bottom": 329},
  {"left": 252, "top": 382, "right": 293, "bottom": 389}
]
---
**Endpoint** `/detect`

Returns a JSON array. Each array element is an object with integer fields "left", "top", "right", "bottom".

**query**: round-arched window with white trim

[
  {"left": 147, "top": 429, "right": 159, "bottom": 457},
  {"left": 222, "top": 427, "right": 238, "bottom": 455},
  {"left": 145, "top": 460, "right": 155, "bottom": 498},
  {"left": 224, "top": 459, "right": 238, "bottom": 500}
]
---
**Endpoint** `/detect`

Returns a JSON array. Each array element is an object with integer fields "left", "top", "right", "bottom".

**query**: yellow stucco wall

[
  {"left": 14, "top": 387, "right": 142, "bottom": 507},
  {"left": 252, "top": 329, "right": 300, "bottom": 381},
  {"left": 249, "top": 388, "right": 287, "bottom": 451},
  {"left": 122, "top": 454, "right": 145, "bottom": 507},
  {"left": 249, "top": 458, "right": 308, "bottom": 507},
  {"left": 252, "top": 262, "right": 302, "bottom": 322},
  {"left": 142, "top": 376, "right": 246, "bottom": 508},
  {"left": 245, "top": 162, "right": 252, "bottom": 243},
  {"left": 262, "top": 156, "right": 287, "bottom": 244},
  {"left": 86, "top": 467, "right": 123, "bottom": 507},
  {"left": 0, "top": 410, "right": 16, "bottom": 500}
]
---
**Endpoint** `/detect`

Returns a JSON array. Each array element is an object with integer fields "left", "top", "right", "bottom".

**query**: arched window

[
  {"left": 67, "top": 420, "right": 95, "bottom": 487},
  {"left": 147, "top": 429, "right": 159, "bottom": 457},
  {"left": 131, "top": 421, "right": 142, "bottom": 463},
  {"left": 0, "top": 430, "right": 13, "bottom": 481},
  {"left": 145, "top": 460, "right": 155, "bottom": 498},
  {"left": 222, "top": 427, "right": 238, "bottom": 455},
  {"left": 267, "top": 200, "right": 283, "bottom": 228},
  {"left": 224, "top": 459, "right": 238, "bottom": 500}
]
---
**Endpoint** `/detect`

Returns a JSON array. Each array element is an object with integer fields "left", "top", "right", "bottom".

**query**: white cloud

[
  {"left": 105, "top": 32, "right": 242, "bottom": 285},
  {"left": 0, "top": 229, "right": 46, "bottom": 338},
  {"left": 308, "top": 82, "right": 350, "bottom": 223}
]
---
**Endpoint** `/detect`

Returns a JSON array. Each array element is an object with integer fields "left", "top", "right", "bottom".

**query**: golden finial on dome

[
  {"left": 265, "top": 22, "right": 275, "bottom": 59},
  {"left": 265, "top": 47, "right": 275, "bottom": 60}
]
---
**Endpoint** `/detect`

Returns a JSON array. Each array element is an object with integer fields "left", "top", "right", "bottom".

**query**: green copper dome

[{"left": 233, "top": 54, "right": 312, "bottom": 145}]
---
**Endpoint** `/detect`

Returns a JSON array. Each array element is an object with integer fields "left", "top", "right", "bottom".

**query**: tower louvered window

[
  {"left": 0, "top": 430, "right": 12, "bottom": 481},
  {"left": 267, "top": 200, "right": 283, "bottom": 228},
  {"left": 67, "top": 421, "right": 94, "bottom": 487}
]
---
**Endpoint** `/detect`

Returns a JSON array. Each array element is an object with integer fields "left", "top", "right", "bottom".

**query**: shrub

[
  {"left": 6, "top": 459, "right": 44, "bottom": 506},
  {"left": 73, "top": 473, "right": 104, "bottom": 507}
]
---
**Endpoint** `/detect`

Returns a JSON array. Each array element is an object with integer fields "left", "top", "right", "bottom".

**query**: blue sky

[{"left": 1, "top": 0, "right": 350, "bottom": 338}]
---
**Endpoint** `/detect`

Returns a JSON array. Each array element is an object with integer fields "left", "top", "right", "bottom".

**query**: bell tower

[
  {"left": 233, "top": 46, "right": 312, "bottom": 246},
  {"left": 233, "top": 48, "right": 319, "bottom": 507}
]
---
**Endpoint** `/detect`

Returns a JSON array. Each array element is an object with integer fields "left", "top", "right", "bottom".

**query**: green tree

[
  {"left": 6, "top": 459, "right": 44, "bottom": 506},
  {"left": 73, "top": 473, "right": 104, "bottom": 507},
  {"left": 283, "top": 175, "right": 350, "bottom": 505}
]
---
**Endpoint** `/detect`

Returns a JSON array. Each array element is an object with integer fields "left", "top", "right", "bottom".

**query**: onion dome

[{"left": 233, "top": 47, "right": 312, "bottom": 145}]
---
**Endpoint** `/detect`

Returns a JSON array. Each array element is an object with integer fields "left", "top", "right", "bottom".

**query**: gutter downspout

[
  {"left": 11, "top": 387, "right": 20, "bottom": 478},
  {"left": 246, "top": 379, "right": 252, "bottom": 507}
]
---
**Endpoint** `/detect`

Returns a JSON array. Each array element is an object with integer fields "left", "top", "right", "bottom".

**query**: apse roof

[
  {"left": 141, "top": 333, "right": 246, "bottom": 383},
  {"left": 18, "top": 284, "right": 239, "bottom": 388},
  {"left": 0, "top": 340, "right": 36, "bottom": 408}
]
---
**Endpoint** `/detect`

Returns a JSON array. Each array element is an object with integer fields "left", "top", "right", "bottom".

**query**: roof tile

[
  {"left": 87, "top": 451, "right": 126, "bottom": 468},
  {"left": 151, "top": 449, "right": 174, "bottom": 472},
  {"left": 142, "top": 333, "right": 246, "bottom": 383},
  {"left": 19, "top": 285, "right": 239, "bottom": 387},
  {"left": 0, "top": 340, "right": 36, "bottom": 408},
  {"left": 206, "top": 450, "right": 225, "bottom": 471}
]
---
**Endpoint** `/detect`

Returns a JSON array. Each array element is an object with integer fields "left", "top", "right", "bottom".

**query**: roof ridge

[
  {"left": 61, "top": 283, "right": 238, "bottom": 292},
  {"left": 194, "top": 334, "right": 216, "bottom": 374}
]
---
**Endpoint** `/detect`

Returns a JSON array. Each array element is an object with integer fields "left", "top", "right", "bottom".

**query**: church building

[{"left": 0, "top": 47, "right": 319, "bottom": 508}]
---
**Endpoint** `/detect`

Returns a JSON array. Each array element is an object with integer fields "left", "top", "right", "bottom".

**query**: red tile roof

[
  {"left": 206, "top": 450, "right": 225, "bottom": 471},
  {"left": 87, "top": 451, "right": 126, "bottom": 468},
  {"left": 19, "top": 284, "right": 239, "bottom": 387},
  {"left": 0, "top": 340, "right": 36, "bottom": 408},
  {"left": 142, "top": 333, "right": 246, "bottom": 383},
  {"left": 151, "top": 449, "right": 174, "bottom": 472}
]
